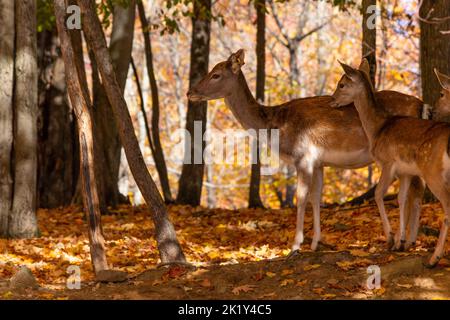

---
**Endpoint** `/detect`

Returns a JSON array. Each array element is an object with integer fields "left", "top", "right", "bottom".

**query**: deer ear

[
  {"left": 230, "top": 49, "right": 245, "bottom": 74},
  {"left": 358, "top": 58, "right": 371, "bottom": 77},
  {"left": 339, "top": 60, "right": 359, "bottom": 81},
  {"left": 434, "top": 68, "right": 450, "bottom": 91}
]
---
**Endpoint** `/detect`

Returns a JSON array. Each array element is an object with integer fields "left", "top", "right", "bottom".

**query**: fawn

[
  {"left": 331, "top": 60, "right": 450, "bottom": 267},
  {"left": 188, "top": 49, "right": 424, "bottom": 254}
]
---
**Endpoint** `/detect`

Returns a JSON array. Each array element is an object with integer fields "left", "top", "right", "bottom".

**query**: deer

[
  {"left": 331, "top": 61, "right": 450, "bottom": 267},
  {"left": 187, "top": 49, "right": 425, "bottom": 255},
  {"left": 431, "top": 69, "right": 450, "bottom": 123}
]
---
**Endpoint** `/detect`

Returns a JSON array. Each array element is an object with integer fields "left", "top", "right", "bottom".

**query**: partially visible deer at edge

[
  {"left": 187, "top": 49, "right": 425, "bottom": 255},
  {"left": 331, "top": 61, "right": 450, "bottom": 267}
]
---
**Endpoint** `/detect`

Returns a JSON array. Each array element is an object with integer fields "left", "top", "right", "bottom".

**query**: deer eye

[
  {"left": 212, "top": 74, "right": 221, "bottom": 80},
  {"left": 339, "top": 83, "right": 345, "bottom": 89},
  {"left": 441, "top": 92, "right": 445, "bottom": 98}
]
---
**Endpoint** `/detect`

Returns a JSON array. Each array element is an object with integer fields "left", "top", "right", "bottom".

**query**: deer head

[
  {"left": 331, "top": 59, "right": 373, "bottom": 107},
  {"left": 187, "top": 49, "right": 246, "bottom": 102},
  {"left": 331, "top": 61, "right": 373, "bottom": 107},
  {"left": 433, "top": 69, "right": 450, "bottom": 121}
]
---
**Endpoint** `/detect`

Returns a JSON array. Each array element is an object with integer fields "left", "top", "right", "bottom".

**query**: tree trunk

[
  {"left": 54, "top": 0, "right": 109, "bottom": 273},
  {"left": 37, "top": 30, "right": 78, "bottom": 208},
  {"left": 420, "top": 0, "right": 450, "bottom": 203},
  {"left": 249, "top": 0, "right": 265, "bottom": 209},
  {"left": 176, "top": 0, "right": 212, "bottom": 206},
  {"left": 362, "top": 0, "right": 377, "bottom": 86},
  {"left": 420, "top": 0, "right": 450, "bottom": 108},
  {"left": 138, "top": 2, "right": 173, "bottom": 204},
  {"left": 92, "top": 0, "right": 136, "bottom": 208},
  {"left": 9, "top": 0, "right": 39, "bottom": 238},
  {"left": 0, "top": 0, "right": 15, "bottom": 237},
  {"left": 77, "top": 0, "right": 186, "bottom": 263}
]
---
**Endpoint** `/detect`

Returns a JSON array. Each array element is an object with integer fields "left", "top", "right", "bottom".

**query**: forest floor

[{"left": 0, "top": 199, "right": 449, "bottom": 300}]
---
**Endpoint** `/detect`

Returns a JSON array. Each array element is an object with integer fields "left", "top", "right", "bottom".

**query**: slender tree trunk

[
  {"left": 362, "top": 0, "right": 377, "bottom": 189},
  {"left": 249, "top": 0, "right": 265, "bottom": 209},
  {"left": 54, "top": 0, "right": 109, "bottom": 273},
  {"left": 420, "top": 0, "right": 450, "bottom": 203},
  {"left": 37, "top": 30, "right": 78, "bottom": 208},
  {"left": 138, "top": 2, "right": 173, "bottom": 204},
  {"left": 176, "top": 0, "right": 212, "bottom": 206},
  {"left": 9, "top": 0, "right": 39, "bottom": 238},
  {"left": 77, "top": 0, "right": 186, "bottom": 263},
  {"left": 420, "top": 0, "right": 450, "bottom": 108},
  {"left": 92, "top": 0, "right": 136, "bottom": 208},
  {"left": 362, "top": 0, "right": 377, "bottom": 86},
  {"left": 0, "top": 0, "right": 15, "bottom": 237}
]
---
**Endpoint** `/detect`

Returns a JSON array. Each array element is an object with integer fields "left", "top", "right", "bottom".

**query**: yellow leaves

[
  {"left": 265, "top": 272, "right": 276, "bottom": 278},
  {"left": 303, "top": 264, "right": 321, "bottom": 271},
  {"left": 281, "top": 269, "right": 294, "bottom": 276},
  {"left": 336, "top": 259, "right": 373, "bottom": 271},
  {"left": 2, "top": 291, "right": 13, "bottom": 299},
  {"left": 232, "top": 284, "right": 255, "bottom": 295},
  {"left": 296, "top": 279, "right": 308, "bottom": 287},
  {"left": 280, "top": 279, "right": 294, "bottom": 287}
]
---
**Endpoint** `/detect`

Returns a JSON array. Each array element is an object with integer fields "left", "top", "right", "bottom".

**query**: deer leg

[
  {"left": 375, "top": 166, "right": 395, "bottom": 247},
  {"left": 405, "top": 177, "right": 424, "bottom": 249},
  {"left": 291, "top": 167, "right": 313, "bottom": 252},
  {"left": 309, "top": 167, "right": 323, "bottom": 251},
  {"left": 426, "top": 202, "right": 449, "bottom": 268},
  {"left": 393, "top": 175, "right": 412, "bottom": 251}
]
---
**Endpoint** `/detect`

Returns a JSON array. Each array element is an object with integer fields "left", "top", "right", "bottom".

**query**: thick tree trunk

[
  {"left": 249, "top": 0, "right": 265, "bottom": 209},
  {"left": 0, "top": 0, "right": 15, "bottom": 237},
  {"left": 92, "top": 0, "right": 136, "bottom": 208},
  {"left": 176, "top": 0, "right": 212, "bottom": 206},
  {"left": 37, "top": 30, "right": 78, "bottom": 208},
  {"left": 9, "top": 0, "right": 39, "bottom": 238},
  {"left": 362, "top": 0, "right": 377, "bottom": 86},
  {"left": 138, "top": 2, "right": 173, "bottom": 204},
  {"left": 54, "top": 0, "right": 109, "bottom": 273},
  {"left": 77, "top": 0, "right": 186, "bottom": 263},
  {"left": 420, "top": 0, "right": 450, "bottom": 108}
]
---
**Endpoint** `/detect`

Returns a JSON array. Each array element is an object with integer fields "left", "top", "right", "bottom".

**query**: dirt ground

[{"left": 0, "top": 201, "right": 449, "bottom": 300}]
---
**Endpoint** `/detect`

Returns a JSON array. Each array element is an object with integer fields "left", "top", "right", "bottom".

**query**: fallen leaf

[
  {"left": 280, "top": 279, "right": 295, "bottom": 287},
  {"left": 232, "top": 284, "right": 255, "bottom": 295},
  {"left": 281, "top": 269, "right": 294, "bottom": 276},
  {"left": 350, "top": 249, "right": 370, "bottom": 257},
  {"left": 303, "top": 264, "right": 321, "bottom": 271},
  {"left": 265, "top": 271, "right": 276, "bottom": 278},
  {"left": 296, "top": 279, "right": 308, "bottom": 286}
]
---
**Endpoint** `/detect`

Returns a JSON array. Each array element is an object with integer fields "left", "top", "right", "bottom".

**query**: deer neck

[
  {"left": 224, "top": 71, "right": 270, "bottom": 130},
  {"left": 353, "top": 82, "right": 388, "bottom": 148}
]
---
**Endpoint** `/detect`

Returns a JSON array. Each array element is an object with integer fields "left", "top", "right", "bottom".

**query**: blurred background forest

[{"left": 96, "top": 0, "right": 420, "bottom": 208}]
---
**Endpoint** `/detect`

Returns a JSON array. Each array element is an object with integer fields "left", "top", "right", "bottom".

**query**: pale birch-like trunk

[
  {"left": 9, "top": 0, "right": 39, "bottom": 238},
  {"left": 0, "top": 0, "right": 15, "bottom": 237}
]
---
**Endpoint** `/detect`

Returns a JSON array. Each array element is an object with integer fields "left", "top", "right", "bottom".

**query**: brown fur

[{"left": 333, "top": 62, "right": 450, "bottom": 267}]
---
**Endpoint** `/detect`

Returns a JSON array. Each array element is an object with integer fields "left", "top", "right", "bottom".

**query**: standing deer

[
  {"left": 187, "top": 49, "right": 424, "bottom": 254},
  {"left": 331, "top": 61, "right": 450, "bottom": 267}
]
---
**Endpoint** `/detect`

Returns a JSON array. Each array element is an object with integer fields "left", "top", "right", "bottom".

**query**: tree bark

[
  {"left": 176, "top": 0, "right": 212, "bottom": 206},
  {"left": 0, "top": 0, "right": 15, "bottom": 237},
  {"left": 9, "top": 0, "right": 39, "bottom": 238},
  {"left": 54, "top": 0, "right": 109, "bottom": 273},
  {"left": 420, "top": 0, "right": 450, "bottom": 108},
  {"left": 92, "top": 0, "right": 136, "bottom": 208},
  {"left": 362, "top": 0, "right": 377, "bottom": 86},
  {"left": 77, "top": 0, "right": 186, "bottom": 263},
  {"left": 138, "top": 2, "right": 173, "bottom": 204},
  {"left": 249, "top": 0, "right": 265, "bottom": 209},
  {"left": 37, "top": 30, "right": 78, "bottom": 208}
]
